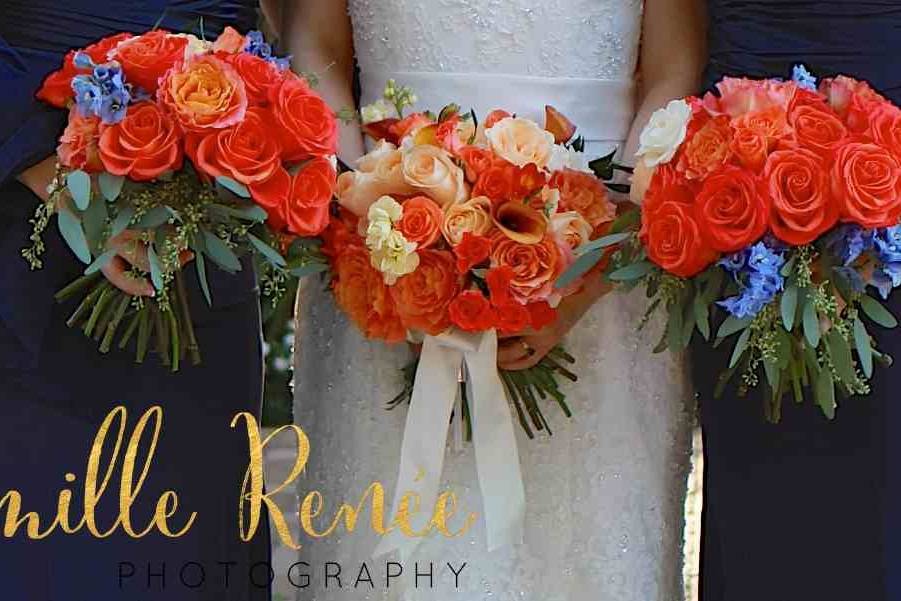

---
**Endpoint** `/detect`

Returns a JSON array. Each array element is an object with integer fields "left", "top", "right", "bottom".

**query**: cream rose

[
  {"left": 336, "top": 143, "right": 416, "bottom": 217},
  {"left": 486, "top": 117, "right": 555, "bottom": 168},
  {"left": 636, "top": 99, "right": 692, "bottom": 167},
  {"left": 442, "top": 196, "right": 493, "bottom": 245},
  {"left": 547, "top": 144, "right": 591, "bottom": 173},
  {"left": 402, "top": 144, "right": 468, "bottom": 207},
  {"left": 551, "top": 211, "right": 593, "bottom": 250}
]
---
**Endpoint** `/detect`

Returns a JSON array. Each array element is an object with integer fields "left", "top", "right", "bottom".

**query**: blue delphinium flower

[
  {"left": 73, "top": 51, "right": 95, "bottom": 70},
  {"left": 792, "top": 64, "right": 818, "bottom": 91},
  {"left": 824, "top": 224, "right": 875, "bottom": 265},
  {"left": 244, "top": 30, "right": 292, "bottom": 70},
  {"left": 70, "top": 60, "right": 132, "bottom": 123},
  {"left": 718, "top": 241, "right": 786, "bottom": 319},
  {"left": 870, "top": 226, "right": 901, "bottom": 298},
  {"left": 72, "top": 75, "right": 104, "bottom": 117}
]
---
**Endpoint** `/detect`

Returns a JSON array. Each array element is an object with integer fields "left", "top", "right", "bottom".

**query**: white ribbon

[{"left": 374, "top": 329, "right": 525, "bottom": 558}]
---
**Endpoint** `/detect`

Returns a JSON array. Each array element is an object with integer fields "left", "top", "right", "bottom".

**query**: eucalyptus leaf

[
  {"left": 556, "top": 249, "right": 602, "bottom": 289},
  {"left": 681, "top": 299, "right": 696, "bottom": 348},
  {"left": 780, "top": 256, "right": 797, "bottom": 278},
  {"left": 607, "top": 208, "right": 641, "bottom": 235},
  {"left": 247, "top": 233, "right": 287, "bottom": 268},
  {"left": 608, "top": 261, "right": 655, "bottom": 282},
  {"left": 763, "top": 358, "right": 780, "bottom": 396},
  {"left": 729, "top": 328, "right": 752, "bottom": 369},
  {"left": 84, "top": 249, "right": 117, "bottom": 275},
  {"left": 57, "top": 208, "right": 92, "bottom": 264},
  {"left": 781, "top": 284, "right": 799, "bottom": 331},
  {"left": 576, "top": 232, "right": 631, "bottom": 255},
  {"left": 289, "top": 262, "right": 329, "bottom": 278},
  {"left": 826, "top": 329, "right": 856, "bottom": 388},
  {"left": 209, "top": 203, "right": 268, "bottom": 222},
  {"left": 815, "top": 368, "right": 836, "bottom": 420},
  {"left": 216, "top": 176, "right": 251, "bottom": 198},
  {"left": 694, "top": 295, "right": 711, "bottom": 341},
  {"left": 194, "top": 252, "right": 213, "bottom": 306},
  {"left": 82, "top": 195, "right": 108, "bottom": 254},
  {"left": 202, "top": 230, "right": 242, "bottom": 273},
  {"left": 110, "top": 207, "right": 135, "bottom": 238},
  {"left": 802, "top": 297, "right": 821, "bottom": 348},
  {"left": 134, "top": 206, "right": 173, "bottom": 229},
  {"left": 66, "top": 170, "right": 92, "bottom": 211},
  {"left": 860, "top": 295, "right": 898, "bottom": 328},
  {"left": 717, "top": 315, "right": 752, "bottom": 339},
  {"left": 147, "top": 245, "right": 164, "bottom": 292},
  {"left": 854, "top": 317, "right": 874, "bottom": 379},
  {"left": 98, "top": 172, "right": 125, "bottom": 202}
]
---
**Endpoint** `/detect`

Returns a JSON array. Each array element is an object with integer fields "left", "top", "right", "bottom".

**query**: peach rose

[
  {"left": 397, "top": 196, "right": 443, "bottom": 248},
  {"left": 390, "top": 250, "right": 461, "bottom": 336},
  {"left": 212, "top": 26, "right": 246, "bottom": 54},
  {"left": 550, "top": 168, "right": 616, "bottom": 229},
  {"left": 159, "top": 54, "right": 247, "bottom": 131},
  {"left": 402, "top": 144, "right": 468, "bottom": 207},
  {"left": 332, "top": 245, "right": 407, "bottom": 343},
  {"left": 336, "top": 142, "right": 416, "bottom": 217},
  {"left": 708, "top": 77, "right": 793, "bottom": 118},
  {"left": 490, "top": 231, "right": 565, "bottom": 304},
  {"left": 820, "top": 76, "right": 888, "bottom": 134},
  {"left": 486, "top": 117, "right": 555, "bottom": 168},
  {"left": 551, "top": 211, "right": 593, "bottom": 250},
  {"left": 442, "top": 196, "right": 493, "bottom": 246},
  {"left": 58, "top": 109, "right": 103, "bottom": 173}
]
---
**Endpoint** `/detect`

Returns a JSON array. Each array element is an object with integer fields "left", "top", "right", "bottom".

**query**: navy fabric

[
  {"left": 0, "top": 3, "right": 270, "bottom": 599},
  {"left": 698, "top": 2, "right": 901, "bottom": 600}
]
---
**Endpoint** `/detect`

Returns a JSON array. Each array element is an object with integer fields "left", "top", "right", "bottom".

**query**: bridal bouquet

[
  {"left": 321, "top": 81, "right": 625, "bottom": 437},
  {"left": 581, "top": 66, "right": 901, "bottom": 421},
  {"left": 24, "top": 26, "right": 337, "bottom": 370}
]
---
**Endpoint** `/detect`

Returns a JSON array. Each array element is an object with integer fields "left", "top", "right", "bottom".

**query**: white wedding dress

[{"left": 293, "top": 1, "right": 693, "bottom": 599}]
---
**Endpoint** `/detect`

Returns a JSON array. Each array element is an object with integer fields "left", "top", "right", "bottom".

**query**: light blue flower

[
  {"left": 792, "top": 64, "right": 818, "bottom": 91},
  {"left": 718, "top": 252, "right": 746, "bottom": 274},
  {"left": 73, "top": 51, "right": 95, "bottom": 70},
  {"left": 747, "top": 241, "right": 786, "bottom": 275},
  {"left": 824, "top": 224, "right": 874, "bottom": 265},
  {"left": 72, "top": 75, "right": 104, "bottom": 117},
  {"left": 717, "top": 240, "right": 786, "bottom": 319},
  {"left": 244, "top": 29, "right": 292, "bottom": 71},
  {"left": 99, "top": 89, "right": 130, "bottom": 124},
  {"left": 873, "top": 226, "right": 901, "bottom": 264}
]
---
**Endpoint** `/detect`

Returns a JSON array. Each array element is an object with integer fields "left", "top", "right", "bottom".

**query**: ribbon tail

[
  {"left": 374, "top": 335, "right": 461, "bottom": 558},
  {"left": 465, "top": 329, "right": 526, "bottom": 551}
]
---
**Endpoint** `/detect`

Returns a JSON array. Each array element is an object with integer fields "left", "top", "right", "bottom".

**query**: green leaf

[
  {"left": 147, "top": 245, "right": 164, "bottom": 292},
  {"left": 667, "top": 299, "right": 684, "bottom": 351},
  {"left": 607, "top": 207, "right": 641, "bottom": 235},
  {"left": 209, "top": 203, "right": 268, "bottom": 222},
  {"left": 84, "top": 249, "right": 117, "bottom": 275},
  {"left": 608, "top": 260, "right": 655, "bottom": 282},
  {"left": 694, "top": 295, "right": 711, "bottom": 341},
  {"left": 781, "top": 284, "right": 799, "bottom": 331},
  {"left": 82, "top": 195, "right": 108, "bottom": 254},
  {"left": 289, "top": 262, "right": 329, "bottom": 279},
  {"left": 815, "top": 368, "right": 836, "bottom": 420},
  {"left": 854, "top": 317, "right": 874, "bottom": 379},
  {"left": 194, "top": 253, "right": 213, "bottom": 306},
  {"left": 802, "top": 296, "right": 821, "bottom": 348},
  {"left": 134, "top": 206, "right": 173, "bottom": 229},
  {"left": 98, "top": 172, "right": 125, "bottom": 202},
  {"left": 763, "top": 358, "right": 780, "bottom": 395},
  {"left": 247, "top": 233, "right": 287, "bottom": 268},
  {"left": 780, "top": 255, "right": 797, "bottom": 278},
  {"left": 575, "top": 232, "right": 631, "bottom": 255},
  {"left": 556, "top": 249, "right": 602, "bottom": 289},
  {"left": 717, "top": 315, "right": 752, "bottom": 339},
  {"left": 216, "top": 176, "right": 251, "bottom": 198},
  {"left": 57, "top": 207, "right": 91, "bottom": 264},
  {"left": 202, "top": 230, "right": 242, "bottom": 273},
  {"left": 860, "top": 295, "right": 898, "bottom": 328},
  {"left": 110, "top": 207, "right": 135, "bottom": 238},
  {"left": 729, "top": 328, "right": 752, "bottom": 369},
  {"left": 66, "top": 170, "right": 92, "bottom": 211},
  {"left": 826, "top": 329, "right": 856, "bottom": 388}
]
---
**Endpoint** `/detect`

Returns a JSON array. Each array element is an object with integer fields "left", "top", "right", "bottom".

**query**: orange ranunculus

[
  {"left": 695, "top": 166, "right": 769, "bottom": 253},
  {"left": 495, "top": 302, "right": 531, "bottom": 334},
  {"left": 159, "top": 54, "right": 247, "bottom": 131},
  {"left": 397, "top": 196, "right": 443, "bottom": 248},
  {"left": 765, "top": 149, "right": 838, "bottom": 245},
  {"left": 473, "top": 161, "right": 516, "bottom": 202},
  {"left": 269, "top": 73, "right": 338, "bottom": 161},
  {"left": 37, "top": 33, "right": 132, "bottom": 108},
  {"left": 550, "top": 168, "right": 616, "bottom": 229},
  {"left": 676, "top": 114, "right": 733, "bottom": 180},
  {"left": 391, "top": 250, "right": 461, "bottom": 335},
  {"left": 833, "top": 142, "right": 901, "bottom": 229},
  {"left": 195, "top": 106, "right": 281, "bottom": 184},
  {"left": 332, "top": 245, "right": 406, "bottom": 343},
  {"left": 57, "top": 109, "right": 103, "bottom": 173},
  {"left": 458, "top": 145, "right": 496, "bottom": 183},
  {"left": 98, "top": 101, "right": 182, "bottom": 181},
  {"left": 489, "top": 232, "right": 565, "bottom": 304},
  {"left": 449, "top": 290, "right": 496, "bottom": 332},
  {"left": 114, "top": 31, "right": 188, "bottom": 93},
  {"left": 485, "top": 265, "right": 515, "bottom": 307},
  {"left": 642, "top": 201, "right": 718, "bottom": 278},
  {"left": 788, "top": 104, "right": 848, "bottom": 153},
  {"left": 212, "top": 26, "right": 246, "bottom": 54},
  {"left": 871, "top": 105, "right": 901, "bottom": 162},
  {"left": 453, "top": 231, "right": 492, "bottom": 273},
  {"left": 285, "top": 157, "right": 337, "bottom": 236},
  {"left": 223, "top": 53, "right": 286, "bottom": 106}
]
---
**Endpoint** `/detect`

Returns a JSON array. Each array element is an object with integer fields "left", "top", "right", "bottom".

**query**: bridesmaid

[
  {"left": 0, "top": 2, "right": 271, "bottom": 599},
  {"left": 695, "top": 2, "right": 901, "bottom": 600}
]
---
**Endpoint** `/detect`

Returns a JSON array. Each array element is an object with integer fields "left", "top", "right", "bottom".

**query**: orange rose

[
  {"left": 789, "top": 104, "right": 848, "bottom": 153},
  {"left": 332, "top": 245, "right": 406, "bottom": 343},
  {"left": 871, "top": 105, "right": 901, "bottom": 161},
  {"left": 159, "top": 54, "right": 247, "bottom": 131},
  {"left": 526, "top": 301, "right": 558, "bottom": 330},
  {"left": 695, "top": 166, "right": 769, "bottom": 252},
  {"left": 730, "top": 127, "right": 769, "bottom": 173},
  {"left": 269, "top": 74, "right": 338, "bottom": 161},
  {"left": 642, "top": 201, "right": 718, "bottom": 278},
  {"left": 57, "top": 109, "right": 103, "bottom": 173},
  {"left": 550, "top": 168, "right": 616, "bottom": 229},
  {"left": 676, "top": 115, "right": 733, "bottom": 179},
  {"left": 397, "top": 196, "right": 443, "bottom": 248},
  {"left": 223, "top": 53, "right": 286, "bottom": 106},
  {"left": 485, "top": 265, "right": 515, "bottom": 307},
  {"left": 639, "top": 163, "right": 698, "bottom": 228},
  {"left": 449, "top": 290, "right": 496, "bottom": 332},
  {"left": 821, "top": 76, "right": 888, "bottom": 134},
  {"left": 490, "top": 232, "right": 565, "bottom": 304},
  {"left": 453, "top": 231, "right": 492, "bottom": 273},
  {"left": 730, "top": 105, "right": 789, "bottom": 172},
  {"left": 37, "top": 33, "right": 132, "bottom": 108},
  {"left": 458, "top": 145, "right": 496, "bottom": 182},
  {"left": 195, "top": 107, "right": 281, "bottom": 185},
  {"left": 98, "top": 101, "right": 182, "bottom": 181},
  {"left": 114, "top": 31, "right": 188, "bottom": 93},
  {"left": 495, "top": 303, "right": 532, "bottom": 334},
  {"left": 286, "top": 157, "right": 337, "bottom": 236},
  {"left": 391, "top": 250, "right": 461, "bottom": 335},
  {"left": 765, "top": 149, "right": 838, "bottom": 245},
  {"left": 833, "top": 142, "right": 901, "bottom": 229},
  {"left": 473, "top": 161, "right": 516, "bottom": 203}
]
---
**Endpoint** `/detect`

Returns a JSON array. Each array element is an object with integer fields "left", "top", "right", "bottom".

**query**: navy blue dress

[
  {"left": 698, "top": 2, "right": 901, "bottom": 600},
  {"left": 0, "top": 2, "right": 270, "bottom": 600}
]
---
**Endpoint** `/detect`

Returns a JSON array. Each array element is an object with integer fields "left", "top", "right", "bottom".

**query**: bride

[{"left": 285, "top": 1, "right": 704, "bottom": 598}]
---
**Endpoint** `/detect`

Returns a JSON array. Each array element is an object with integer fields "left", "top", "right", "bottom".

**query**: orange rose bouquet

[
  {"left": 322, "top": 81, "right": 624, "bottom": 437},
  {"left": 24, "top": 27, "right": 337, "bottom": 370},
  {"left": 566, "top": 66, "right": 901, "bottom": 422}
]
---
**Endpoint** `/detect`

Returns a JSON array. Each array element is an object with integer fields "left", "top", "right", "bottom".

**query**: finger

[
  {"left": 108, "top": 231, "right": 151, "bottom": 272},
  {"left": 497, "top": 338, "right": 532, "bottom": 368},
  {"left": 501, "top": 336, "right": 553, "bottom": 371},
  {"left": 102, "top": 256, "right": 155, "bottom": 297}
]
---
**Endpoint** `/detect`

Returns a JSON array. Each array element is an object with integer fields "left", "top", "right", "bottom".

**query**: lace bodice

[{"left": 348, "top": 0, "right": 643, "bottom": 81}]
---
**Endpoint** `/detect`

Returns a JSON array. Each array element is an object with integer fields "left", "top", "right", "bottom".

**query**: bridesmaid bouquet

[
  {"left": 322, "top": 81, "right": 627, "bottom": 437},
  {"left": 574, "top": 66, "right": 901, "bottom": 421},
  {"left": 23, "top": 26, "right": 337, "bottom": 370}
]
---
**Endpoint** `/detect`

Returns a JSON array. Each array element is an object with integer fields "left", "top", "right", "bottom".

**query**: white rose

[
  {"left": 548, "top": 144, "right": 592, "bottom": 174},
  {"left": 486, "top": 117, "right": 555, "bottom": 168},
  {"left": 636, "top": 99, "right": 692, "bottom": 167}
]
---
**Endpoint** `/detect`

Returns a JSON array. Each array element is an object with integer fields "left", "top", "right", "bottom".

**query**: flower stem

[
  {"left": 55, "top": 272, "right": 102, "bottom": 303},
  {"left": 100, "top": 293, "right": 131, "bottom": 353},
  {"left": 175, "top": 270, "right": 201, "bottom": 366}
]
